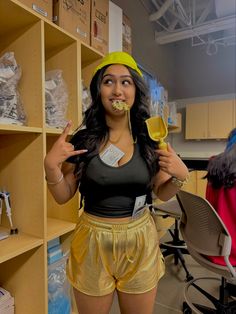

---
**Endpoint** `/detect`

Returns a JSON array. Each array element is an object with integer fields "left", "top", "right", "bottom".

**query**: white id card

[
  {"left": 100, "top": 144, "right": 124, "bottom": 166},
  {"left": 132, "top": 195, "right": 147, "bottom": 219}
]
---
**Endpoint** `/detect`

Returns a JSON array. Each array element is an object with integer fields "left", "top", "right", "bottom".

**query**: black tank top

[{"left": 82, "top": 144, "right": 152, "bottom": 218}]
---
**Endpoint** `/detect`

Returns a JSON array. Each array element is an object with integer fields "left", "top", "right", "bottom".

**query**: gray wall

[{"left": 172, "top": 40, "right": 236, "bottom": 99}]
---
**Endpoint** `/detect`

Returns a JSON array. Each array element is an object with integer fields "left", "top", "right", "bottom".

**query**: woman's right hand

[{"left": 44, "top": 121, "right": 87, "bottom": 171}]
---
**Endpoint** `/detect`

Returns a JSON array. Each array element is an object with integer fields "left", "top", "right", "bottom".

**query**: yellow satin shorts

[{"left": 67, "top": 209, "right": 165, "bottom": 296}]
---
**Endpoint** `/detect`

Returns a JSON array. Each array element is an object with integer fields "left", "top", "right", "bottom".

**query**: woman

[
  {"left": 205, "top": 127, "right": 236, "bottom": 266},
  {"left": 44, "top": 51, "right": 189, "bottom": 314}
]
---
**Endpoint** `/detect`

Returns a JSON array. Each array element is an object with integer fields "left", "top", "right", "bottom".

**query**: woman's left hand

[{"left": 156, "top": 143, "right": 189, "bottom": 180}]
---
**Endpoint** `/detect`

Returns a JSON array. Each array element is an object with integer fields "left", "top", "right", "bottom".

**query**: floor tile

[{"left": 155, "top": 254, "right": 220, "bottom": 312}]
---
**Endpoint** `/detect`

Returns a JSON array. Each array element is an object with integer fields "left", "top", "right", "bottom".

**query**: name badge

[
  {"left": 100, "top": 144, "right": 124, "bottom": 166},
  {"left": 132, "top": 195, "right": 147, "bottom": 219}
]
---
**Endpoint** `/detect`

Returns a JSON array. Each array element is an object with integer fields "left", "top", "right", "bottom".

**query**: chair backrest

[
  {"left": 176, "top": 190, "right": 236, "bottom": 278},
  {"left": 153, "top": 199, "right": 182, "bottom": 218}
]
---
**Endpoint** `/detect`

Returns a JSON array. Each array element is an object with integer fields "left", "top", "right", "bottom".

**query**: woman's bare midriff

[
  {"left": 85, "top": 212, "right": 133, "bottom": 222},
  {"left": 85, "top": 207, "right": 148, "bottom": 223}
]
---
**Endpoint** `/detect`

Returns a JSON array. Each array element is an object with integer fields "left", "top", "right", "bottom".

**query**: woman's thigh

[
  {"left": 73, "top": 288, "right": 114, "bottom": 314},
  {"left": 117, "top": 286, "right": 158, "bottom": 314}
]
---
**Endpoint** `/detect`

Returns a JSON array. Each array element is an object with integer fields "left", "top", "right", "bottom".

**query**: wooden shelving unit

[
  {"left": 0, "top": 1, "right": 103, "bottom": 313},
  {"left": 182, "top": 170, "right": 207, "bottom": 198}
]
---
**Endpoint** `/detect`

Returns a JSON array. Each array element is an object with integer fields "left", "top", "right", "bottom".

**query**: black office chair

[
  {"left": 176, "top": 190, "right": 236, "bottom": 314},
  {"left": 152, "top": 199, "right": 193, "bottom": 282}
]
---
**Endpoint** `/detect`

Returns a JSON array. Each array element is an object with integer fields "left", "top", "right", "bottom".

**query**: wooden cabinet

[
  {"left": 185, "top": 100, "right": 234, "bottom": 139},
  {"left": 208, "top": 100, "right": 234, "bottom": 139},
  {"left": 182, "top": 170, "right": 207, "bottom": 198},
  {"left": 196, "top": 170, "right": 208, "bottom": 198},
  {"left": 182, "top": 171, "right": 197, "bottom": 194},
  {"left": 185, "top": 103, "right": 208, "bottom": 139},
  {"left": 0, "top": 1, "right": 103, "bottom": 313}
]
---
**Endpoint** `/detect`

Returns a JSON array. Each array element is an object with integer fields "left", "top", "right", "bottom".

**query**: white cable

[{"left": 3, "top": 192, "right": 13, "bottom": 228}]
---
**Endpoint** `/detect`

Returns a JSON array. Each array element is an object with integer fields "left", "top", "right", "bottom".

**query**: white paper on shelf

[{"left": 0, "top": 287, "right": 14, "bottom": 310}]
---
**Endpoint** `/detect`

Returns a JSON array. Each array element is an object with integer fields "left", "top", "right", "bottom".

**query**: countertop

[
  {"left": 177, "top": 151, "right": 220, "bottom": 159},
  {"left": 179, "top": 156, "right": 209, "bottom": 171}
]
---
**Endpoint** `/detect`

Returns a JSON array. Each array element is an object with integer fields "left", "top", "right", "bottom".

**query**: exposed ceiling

[{"left": 142, "top": 0, "right": 236, "bottom": 55}]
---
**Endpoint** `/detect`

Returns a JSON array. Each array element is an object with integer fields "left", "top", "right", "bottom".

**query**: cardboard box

[
  {"left": 122, "top": 13, "right": 132, "bottom": 54},
  {"left": 53, "top": 0, "right": 90, "bottom": 44},
  {"left": 18, "top": 0, "right": 53, "bottom": 20},
  {"left": 90, "top": 0, "right": 109, "bottom": 55}
]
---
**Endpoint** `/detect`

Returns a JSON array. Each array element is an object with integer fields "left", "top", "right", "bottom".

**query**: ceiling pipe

[
  {"left": 175, "top": 0, "right": 191, "bottom": 25},
  {"left": 192, "top": 0, "right": 196, "bottom": 24},
  {"left": 168, "top": 18, "right": 179, "bottom": 30},
  {"left": 167, "top": 6, "right": 191, "bottom": 26},
  {"left": 155, "top": 15, "right": 236, "bottom": 44},
  {"left": 151, "top": 0, "right": 171, "bottom": 27},
  {"left": 196, "top": 0, "right": 213, "bottom": 24},
  {"left": 149, "top": 0, "right": 174, "bottom": 21}
]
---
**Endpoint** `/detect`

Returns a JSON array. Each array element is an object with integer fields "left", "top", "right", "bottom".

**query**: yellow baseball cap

[{"left": 94, "top": 51, "right": 143, "bottom": 77}]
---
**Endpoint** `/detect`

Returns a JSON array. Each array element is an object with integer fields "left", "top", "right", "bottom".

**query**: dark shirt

[{"left": 82, "top": 144, "right": 151, "bottom": 218}]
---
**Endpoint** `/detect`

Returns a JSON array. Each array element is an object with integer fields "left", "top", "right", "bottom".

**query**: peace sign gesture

[{"left": 44, "top": 121, "right": 87, "bottom": 171}]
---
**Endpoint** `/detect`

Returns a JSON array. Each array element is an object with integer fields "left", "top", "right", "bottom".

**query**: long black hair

[
  {"left": 205, "top": 128, "right": 236, "bottom": 189},
  {"left": 69, "top": 65, "right": 159, "bottom": 184}
]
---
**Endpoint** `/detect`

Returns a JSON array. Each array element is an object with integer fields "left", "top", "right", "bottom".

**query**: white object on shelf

[
  {"left": 0, "top": 231, "right": 9, "bottom": 240},
  {"left": 0, "top": 52, "right": 27, "bottom": 125},
  {"left": 45, "top": 70, "right": 68, "bottom": 129},
  {"left": 0, "top": 287, "right": 14, "bottom": 314}
]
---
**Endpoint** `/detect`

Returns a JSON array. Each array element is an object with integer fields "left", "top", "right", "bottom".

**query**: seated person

[{"left": 205, "top": 128, "right": 236, "bottom": 266}]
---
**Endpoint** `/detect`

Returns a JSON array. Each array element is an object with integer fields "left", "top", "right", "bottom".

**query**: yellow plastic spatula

[{"left": 145, "top": 116, "right": 168, "bottom": 150}]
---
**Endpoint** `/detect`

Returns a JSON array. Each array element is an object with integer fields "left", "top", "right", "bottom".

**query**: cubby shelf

[
  {"left": 0, "top": 125, "right": 43, "bottom": 134},
  {"left": 47, "top": 218, "right": 76, "bottom": 241},
  {"left": 45, "top": 127, "right": 65, "bottom": 135},
  {"left": 0, "top": 227, "right": 43, "bottom": 264},
  {"left": 0, "top": 1, "right": 103, "bottom": 313}
]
